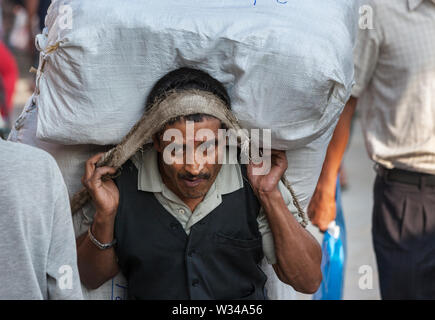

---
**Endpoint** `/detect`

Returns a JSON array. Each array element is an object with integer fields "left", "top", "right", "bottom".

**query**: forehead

[{"left": 161, "top": 117, "right": 222, "bottom": 143}]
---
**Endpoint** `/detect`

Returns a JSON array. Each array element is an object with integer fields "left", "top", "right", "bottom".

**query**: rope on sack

[
  {"left": 40, "top": 42, "right": 61, "bottom": 73},
  {"left": 44, "top": 42, "right": 60, "bottom": 54},
  {"left": 32, "top": 41, "right": 62, "bottom": 94},
  {"left": 29, "top": 67, "right": 38, "bottom": 74},
  {"left": 70, "top": 89, "right": 308, "bottom": 228},
  {"left": 280, "top": 176, "right": 309, "bottom": 228}
]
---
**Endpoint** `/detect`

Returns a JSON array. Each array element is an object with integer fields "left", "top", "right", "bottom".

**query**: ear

[{"left": 152, "top": 134, "right": 162, "bottom": 152}]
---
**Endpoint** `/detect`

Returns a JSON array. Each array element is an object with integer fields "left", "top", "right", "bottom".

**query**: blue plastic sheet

[{"left": 313, "top": 176, "right": 347, "bottom": 300}]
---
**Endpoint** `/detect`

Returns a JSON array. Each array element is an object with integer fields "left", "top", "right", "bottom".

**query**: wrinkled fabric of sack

[{"left": 35, "top": 0, "right": 357, "bottom": 149}]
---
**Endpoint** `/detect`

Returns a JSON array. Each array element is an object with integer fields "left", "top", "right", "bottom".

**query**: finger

[
  {"left": 84, "top": 153, "right": 105, "bottom": 181},
  {"left": 90, "top": 166, "right": 118, "bottom": 187},
  {"left": 311, "top": 219, "right": 327, "bottom": 233},
  {"left": 316, "top": 218, "right": 330, "bottom": 233},
  {"left": 270, "top": 149, "right": 285, "bottom": 155},
  {"left": 270, "top": 149, "right": 286, "bottom": 159},
  {"left": 86, "top": 153, "right": 105, "bottom": 167},
  {"left": 318, "top": 225, "right": 328, "bottom": 233},
  {"left": 270, "top": 150, "right": 288, "bottom": 167},
  {"left": 246, "top": 162, "right": 255, "bottom": 179},
  {"left": 247, "top": 160, "right": 270, "bottom": 179},
  {"left": 307, "top": 208, "right": 314, "bottom": 220},
  {"left": 265, "top": 160, "right": 285, "bottom": 180}
]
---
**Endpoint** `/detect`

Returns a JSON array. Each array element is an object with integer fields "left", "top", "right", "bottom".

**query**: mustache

[{"left": 178, "top": 172, "right": 210, "bottom": 181}]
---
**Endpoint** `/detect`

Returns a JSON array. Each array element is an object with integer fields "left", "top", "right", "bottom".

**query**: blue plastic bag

[{"left": 313, "top": 177, "right": 347, "bottom": 300}]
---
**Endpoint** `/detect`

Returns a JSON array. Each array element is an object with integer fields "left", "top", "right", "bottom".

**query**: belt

[{"left": 376, "top": 165, "right": 435, "bottom": 187}]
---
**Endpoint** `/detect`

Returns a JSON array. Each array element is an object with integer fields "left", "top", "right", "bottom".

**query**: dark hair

[
  {"left": 147, "top": 67, "right": 232, "bottom": 134},
  {"left": 145, "top": 67, "right": 231, "bottom": 111}
]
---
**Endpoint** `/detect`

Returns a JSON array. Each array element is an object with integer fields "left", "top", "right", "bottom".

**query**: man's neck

[{"left": 179, "top": 196, "right": 204, "bottom": 213}]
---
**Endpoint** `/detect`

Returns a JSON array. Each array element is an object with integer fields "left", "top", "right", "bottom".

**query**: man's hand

[
  {"left": 247, "top": 150, "right": 287, "bottom": 196},
  {"left": 307, "top": 185, "right": 336, "bottom": 232},
  {"left": 81, "top": 153, "right": 119, "bottom": 217}
]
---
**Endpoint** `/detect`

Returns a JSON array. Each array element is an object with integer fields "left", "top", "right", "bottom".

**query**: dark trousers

[{"left": 372, "top": 173, "right": 435, "bottom": 299}]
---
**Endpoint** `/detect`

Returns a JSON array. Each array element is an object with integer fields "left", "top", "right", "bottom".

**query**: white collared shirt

[{"left": 353, "top": 0, "right": 435, "bottom": 174}]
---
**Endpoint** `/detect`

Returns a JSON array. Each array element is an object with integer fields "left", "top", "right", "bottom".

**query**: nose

[
  {"left": 184, "top": 145, "right": 209, "bottom": 176},
  {"left": 184, "top": 160, "right": 204, "bottom": 177}
]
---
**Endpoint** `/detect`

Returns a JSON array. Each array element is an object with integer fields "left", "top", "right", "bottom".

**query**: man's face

[{"left": 153, "top": 117, "right": 223, "bottom": 202}]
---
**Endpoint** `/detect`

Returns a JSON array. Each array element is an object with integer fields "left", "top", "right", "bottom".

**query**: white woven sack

[{"left": 35, "top": 0, "right": 357, "bottom": 149}]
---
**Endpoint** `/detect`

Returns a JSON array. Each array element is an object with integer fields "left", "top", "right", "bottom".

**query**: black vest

[{"left": 114, "top": 161, "right": 267, "bottom": 300}]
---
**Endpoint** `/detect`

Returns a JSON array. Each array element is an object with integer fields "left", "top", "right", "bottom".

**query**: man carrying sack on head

[{"left": 75, "top": 68, "right": 322, "bottom": 300}]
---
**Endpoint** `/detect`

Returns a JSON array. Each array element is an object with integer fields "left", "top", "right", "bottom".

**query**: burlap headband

[{"left": 70, "top": 89, "right": 308, "bottom": 227}]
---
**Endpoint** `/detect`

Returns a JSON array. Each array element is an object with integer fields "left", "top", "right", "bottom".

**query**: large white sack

[
  {"left": 35, "top": 0, "right": 357, "bottom": 149},
  {"left": 9, "top": 95, "right": 335, "bottom": 300}
]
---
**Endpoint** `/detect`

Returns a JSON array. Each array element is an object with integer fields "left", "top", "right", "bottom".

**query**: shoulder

[
  {"left": 1, "top": 140, "right": 57, "bottom": 166},
  {"left": 361, "top": 0, "right": 407, "bottom": 19},
  {"left": 0, "top": 141, "right": 69, "bottom": 227},
  {"left": 0, "top": 140, "right": 64, "bottom": 187},
  {"left": 362, "top": 0, "right": 400, "bottom": 10}
]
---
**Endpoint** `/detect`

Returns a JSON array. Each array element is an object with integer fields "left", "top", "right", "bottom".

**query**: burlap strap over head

[{"left": 70, "top": 89, "right": 308, "bottom": 227}]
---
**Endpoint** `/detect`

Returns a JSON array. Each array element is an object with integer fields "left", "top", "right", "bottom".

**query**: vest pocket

[
  {"left": 233, "top": 284, "right": 258, "bottom": 300},
  {"left": 213, "top": 232, "right": 262, "bottom": 249}
]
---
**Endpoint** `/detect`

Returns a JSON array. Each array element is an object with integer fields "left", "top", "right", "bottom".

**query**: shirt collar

[
  {"left": 132, "top": 146, "right": 244, "bottom": 195},
  {"left": 408, "top": 0, "right": 433, "bottom": 10}
]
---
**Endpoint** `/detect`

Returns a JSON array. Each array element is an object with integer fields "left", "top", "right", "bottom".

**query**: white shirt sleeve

[{"left": 351, "top": 3, "right": 383, "bottom": 97}]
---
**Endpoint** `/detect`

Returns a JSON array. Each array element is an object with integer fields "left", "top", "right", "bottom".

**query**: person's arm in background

[
  {"left": 307, "top": 97, "right": 357, "bottom": 231},
  {"left": 76, "top": 153, "right": 120, "bottom": 289},
  {"left": 308, "top": 0, "right": 382, "bottom": 232}
]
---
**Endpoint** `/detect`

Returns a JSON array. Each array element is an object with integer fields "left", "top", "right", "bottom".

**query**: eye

[{"left": 172, "top": 145, "right": 184, "bottom": 157}]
